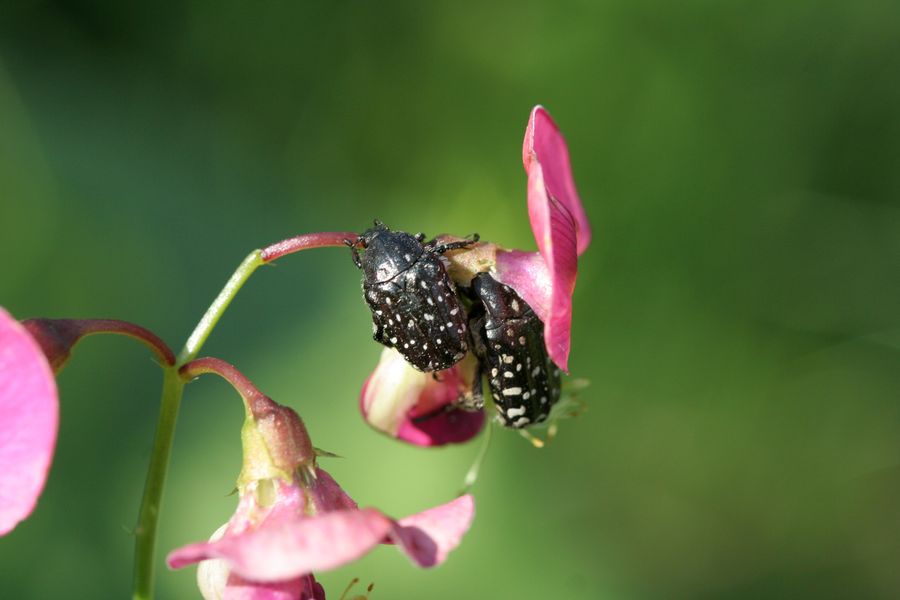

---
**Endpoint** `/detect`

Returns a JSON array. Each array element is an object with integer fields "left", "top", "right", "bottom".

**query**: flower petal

[
  {"left": 197, "top": 553, "right": 325, "bottom": 600},
  {"left": 496, "top": 168, "right": 578, "bottom": 373},
  {"left": 523, "top": 105, "right": 591, "bottom": 256},
  {"left": 307, "top": 468, "right": 358, "bottom": 513},
  {"left": 360, "top": 348, "right": 484, "bottom": 447},
  {"left": 0, "top": 307, "right": 59, "bottom": 536},
  {"left": 169, "top": 508, "right": 394, "bottom": 581},
  {"left": 390, "top": 494, "right": 475, "bottom": 568}
]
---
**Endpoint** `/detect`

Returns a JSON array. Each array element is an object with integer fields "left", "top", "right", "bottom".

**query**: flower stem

[
  {"left": 132, "top": 367, "right": 183, "bottom": 600},
  {"left": 133, "top": 233, "right": 354, "bottom": 599},
  {"left": 260, "top": 231, "right": 357, "bottom": 263},
  {"left": 178, "top": 250, "right": 265, "bottom": 364}
]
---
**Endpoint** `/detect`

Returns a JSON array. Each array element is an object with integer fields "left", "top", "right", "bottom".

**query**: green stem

[
  {"left": 132, "top": 252, "right": 262, "bottom": 600},
  {"left": 132, "top": 367, "right": 183, "bottom": 600},
  {"left": 178, "top": 250, "right": 265, "bottom": 364},
  {"left": 132, "top": 234, "right": 351, "bottom": 599}
]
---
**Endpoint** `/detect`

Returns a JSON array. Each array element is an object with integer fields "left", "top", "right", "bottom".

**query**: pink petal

[
  {"left": 360, "top": 348, "right": 484, "bottom": 447},
  {"left": 523, "top": 105, "right": 591, "bottom": 256},
  {"left": 197, "top": 554, "right": 325, "bottom": 600},
  {"left": 223, "top": 573, "right": 324, "bottom": 600},
  {"left": 0, "top": 307, "right": 59, "bottom": 536},
  {"left": 168, "top": 508, "right": 393, "bottom": 581},
  {"left": 495, "top": 165, "right": 578, "bottom": 373},
  {"left": 390, "top": 494, "right": 476, "bottom": 568},
  {"left": 307, "top": 468, "right": 358, "bottom": 513}
]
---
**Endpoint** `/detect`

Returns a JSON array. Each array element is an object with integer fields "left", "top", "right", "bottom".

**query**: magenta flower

[
  {"left": 0, "top": 307, "right": 59, "bottom": 536},
  {"left": 168, "top": 381, "right": 474, "bottom": 599},
  {"left": 359, "top": 106, "right": 591, "bottom": 446}
]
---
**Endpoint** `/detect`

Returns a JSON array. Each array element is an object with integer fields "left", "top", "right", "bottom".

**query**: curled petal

[
  {"left": 495, "top": 163, "right": 578, "bottom": 371},
  {"left": 0, "top": 307, "right": 59, "bottom": 536},
  {"left": 168, "top": 508, "right": 394, "bottom": 581},
  {"left": 360, "top": 348, "right": 484, "bottom": 447},
  {"left": 390, "top": 494, "right": 475, "bottom": 568},
  {"left": 523, "top": 105, "right": 591, "bottom": 255}
]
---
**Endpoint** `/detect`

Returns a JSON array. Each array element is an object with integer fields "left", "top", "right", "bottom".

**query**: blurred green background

[{"left": 2, "top": 1, "right": 900, "bottom": 598}]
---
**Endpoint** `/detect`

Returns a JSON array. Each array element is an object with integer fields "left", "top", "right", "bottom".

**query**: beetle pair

[{"left": 347, "top": 221, "right": 560, "bottom": 428}]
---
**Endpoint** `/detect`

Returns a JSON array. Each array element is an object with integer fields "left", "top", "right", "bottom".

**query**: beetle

[
  {"left": 348, "top": 221, "right": 477, "bottom": 372},
  {"left": 467, "top": 272, "right": 561, "bottom": 428}
]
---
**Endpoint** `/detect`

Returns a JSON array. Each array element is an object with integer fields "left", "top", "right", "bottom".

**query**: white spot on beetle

[
  {"left": 390, "top": 337, "right": 398, "bottom": 344},
  {"left": 408, "top": 320, "right": 415, "bottom": 328},
  {"left": 450, "top": 307, "right": 459, "bottom": 315},
  {"left": 436, "top": 338, "right": 442, "bottom": 345},
  {"left": 423, "top": 343, "right": 428, "bottom": 350},
  {"left": 503, "top": 355, "right": 514, "bottom": 364},
  {"left": 427, "top": 298, "right": 434, "bottom": 306},
  {"left": 518, "top": 336, "right": 526, "bottom": 345},
  {"left": 516, "top": 363, "right": 522, "bottom": 372},
  {"left": 404, "top": 254, "right": 412, "bottom": 261},
  {"left": 532, "top": 366, "right": 542, "bottom": 377},
  {"left": 540, "top": 396, "right": 548, "bottom": 404},
  {"left": 502, "top": 387, "right": 522, "bottom": 396},
  {"left": 375, "top": 310, "right": 383, "bottom": 316},
  {"left": 437, "top": 295, "right": 444, "bottom": 303},
  {"left": 424, "top": 313, "right": 433, "bottom": 320},
  {"left": 385, "top": 297, "right": 391, "bottom": 305},
  {"left": 491, "top": 368, "right": 498, "bottom": 377},
  {"left": 403, "top": 343, "right": 409, "bottom": 348},
  {"left": 513, "top": 416, "right": 531, "bottom": 427},
  {"left": 522, "top": 391, "right": 531, "bottom": 400},
  {"left": 503, "top": 371, "right": 513, "bottom": 378},
  {"left": 507, "top": 406, "right": 526, "bottom": 418}
]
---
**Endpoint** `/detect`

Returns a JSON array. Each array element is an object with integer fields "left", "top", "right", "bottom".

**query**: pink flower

[
  {"left": 167, "top": 393, "right": 475, "bottom": 599},
  {"left": 0, "top": 307, "right": 59, "bottom": 536},
  {"left": 360, "top": 348, "right": 485, "bottom": 446},
  {"left": 360, "top": 106, "right": 590, "bottom": 446}
]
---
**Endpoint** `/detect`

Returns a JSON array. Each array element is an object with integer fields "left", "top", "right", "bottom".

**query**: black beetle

[
  {"left": 348, "top": 221, "right": 478, "bottom": 372},
  {"left": 468, "top": 272, "right": 561, "bottom": 428}
]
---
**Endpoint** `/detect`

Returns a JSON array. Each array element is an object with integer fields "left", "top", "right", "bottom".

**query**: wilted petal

[
  {"left": 390, "top": 494, "right": 475, "bottom": 568},
  {"left": 169, "top": 508, "right": 393, "bottom": 581},
  {"left": 523, "top": 105, "right": 591, "bottom": 255},
  {"left": 360, "top": 348, "right": 484, "bottom": 447},
  {"left": 0, "top": 307, "right": 59, "bottom": 536}
]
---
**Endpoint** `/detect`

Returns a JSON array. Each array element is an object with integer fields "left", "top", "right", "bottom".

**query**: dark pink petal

[
  {"left": 390, "top": 494, "right": 475, "bottom": 568},
  {"left": 360, "top": 348, "right": 484, "bottom": 447},
  {"left": 528, "top": 163, "right": 577, "bottom": 372},
  {"left": 168, "top": 508, "right": 393, "bottom": 581},
  {"left": 223, "top": 573, "right": 324, "bottom": 600},
  {"left": 0, "top": 307, "right": 59, "bottom": 536},
  {"left": 523, "top": 105, "right": 591, "bottom": 256},
  {"left": 396, "top": 405, "right": 485, "bottom": 447}
]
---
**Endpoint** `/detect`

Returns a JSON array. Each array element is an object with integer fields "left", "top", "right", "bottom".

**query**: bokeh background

[{"left": 2, "top": 1, "right": 900, "bottom": 598}]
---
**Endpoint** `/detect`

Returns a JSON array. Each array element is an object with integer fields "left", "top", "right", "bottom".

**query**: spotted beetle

[
  {"left": 348, "top": 221, "right": 478, "bottom": 372},
  {"left": 468, "top": 272, "right": 561, "bottom": 428}
]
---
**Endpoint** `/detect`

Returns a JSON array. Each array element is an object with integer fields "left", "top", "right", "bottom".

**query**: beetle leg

[
  {"left": 344, "top": 238, "right": 363, "bottom": 269},
  {"left": 433, "top": 233, "right": 480, "bottom": 254}
]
